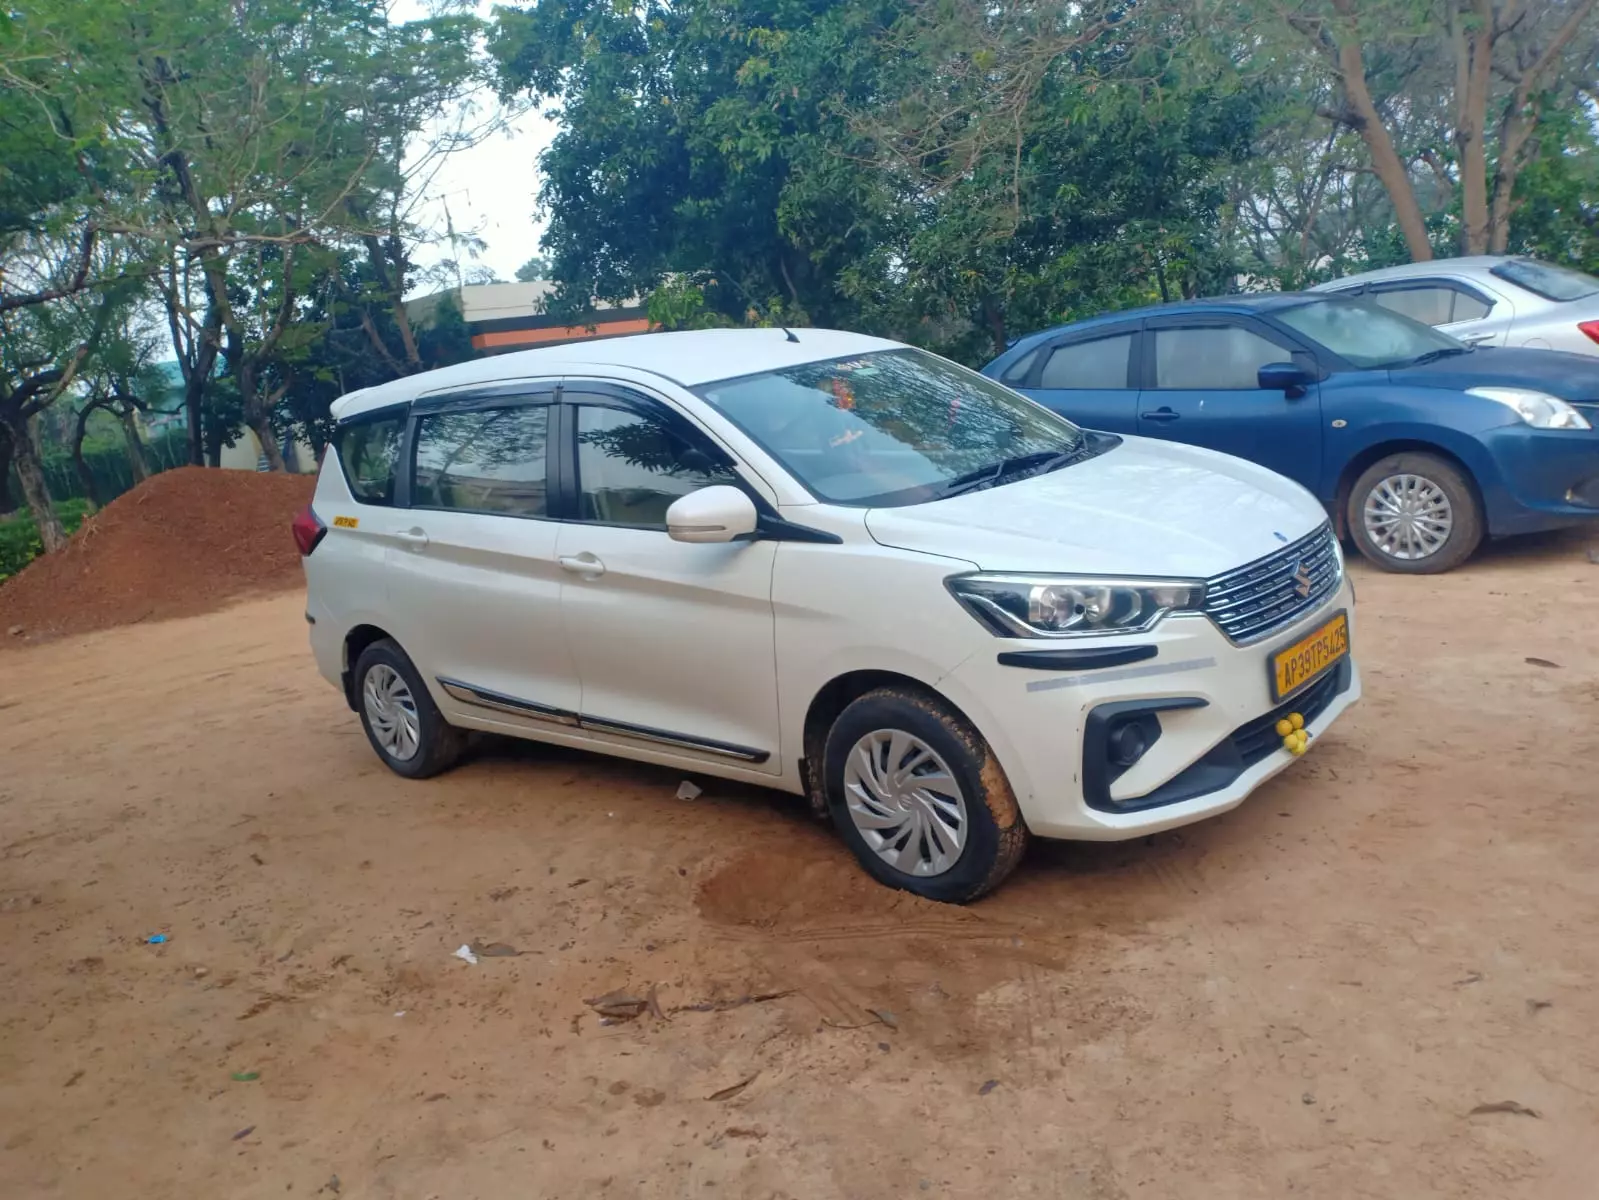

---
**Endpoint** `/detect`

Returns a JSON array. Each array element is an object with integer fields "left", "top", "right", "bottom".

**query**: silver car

[{"left": 1311, "top": 256, "right": 1599, "bottom": 356}]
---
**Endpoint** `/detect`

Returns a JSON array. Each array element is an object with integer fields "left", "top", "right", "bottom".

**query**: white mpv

[{"left": 296, "top": 329, "right": 1360, "bottom": 901}]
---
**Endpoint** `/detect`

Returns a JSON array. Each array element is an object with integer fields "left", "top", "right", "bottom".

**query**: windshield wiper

[
  {"left": 1407, "top": 346, "right": 1472, "bottom": 366},
  {"left": 939, "top": 445, "right": 1083, "bottom": 498}
]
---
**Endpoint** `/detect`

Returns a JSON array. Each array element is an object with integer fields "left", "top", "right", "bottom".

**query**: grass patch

[{"left": 0, "top": 498, "right": 94, "bottom": 584}]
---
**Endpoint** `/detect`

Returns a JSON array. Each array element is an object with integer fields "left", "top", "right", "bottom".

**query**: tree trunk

[
  {"left": 236, "top": 357, "right": 288, "bottom": 473},
  {"left": 979, "top": 295, "right": 1008, "bottom": 358},
  {"left": 118, "top": 407, "right": 150, "bottom": 484},
  {"left": 71, "top": 406, "right": 102, "bottom": 508},
  {"left": 10, "top": 425, "right": 66, "bottom": 553},
  {"left": 1325, "top": 7, "right": 1433, "bottom": 261},
  {"left": 249, "top": 413, "right": 288, "bottom": 472},
  {"left": 1452, "top": 5, "right": 1495, "bottom": 254},
  {"left": 0, "top": 424, "right": 15, "bottom": 516},
  {"left": 184, "top": 370, "right": 205, "bottom": 466}
]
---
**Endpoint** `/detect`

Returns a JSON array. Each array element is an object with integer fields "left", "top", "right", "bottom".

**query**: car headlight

[
  {"left": 946, "top": 574, "right": 1206, "bottom": 638},
  {"left": 1466, "top": 387, "right": 1592, "bottom": 430}
]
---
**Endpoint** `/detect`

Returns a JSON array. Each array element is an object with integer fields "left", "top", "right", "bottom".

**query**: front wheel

[
  {"left": 822, "top": 686, "right": 1029, "bottom": 903},
  {"left": 1346, "top": 452, "right": 1483, "bottom": 574}
]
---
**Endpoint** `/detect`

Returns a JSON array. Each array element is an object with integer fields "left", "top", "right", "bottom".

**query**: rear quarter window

[{"left": 336, "top": 414, "right": 405, "bottom": 506}]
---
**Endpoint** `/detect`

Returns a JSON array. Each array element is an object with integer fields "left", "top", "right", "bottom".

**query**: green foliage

[
  {"left": 515, "top": 255, "right": 554, "bottom": 282},
  {"left": 0, "top": 497, "right": 91, "bottom": 582},
  {"left": 493, "top": 0, "right": 1260, "bottom": 362},
  {"left": 1508, "top": 104, "right": 1599, "bottom": 275}
]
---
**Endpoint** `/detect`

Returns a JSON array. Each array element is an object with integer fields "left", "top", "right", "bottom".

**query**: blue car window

[
  {"left": 1277, "top": 298, "right": 1459, "bottom": 368},
  {"left": 1000, "top": 347, "right": 1040, "bottom": 384},
  {"left": 1153, "top": 327, "right": 1286, "bottom": 390},
  {"left": 1039, "top": 334, "right": 1133, "bottom": 389}
]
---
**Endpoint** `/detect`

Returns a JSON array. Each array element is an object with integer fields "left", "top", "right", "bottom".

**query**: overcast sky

[{"left": 390, "top": 0, "right": 557, "bottom": 290}]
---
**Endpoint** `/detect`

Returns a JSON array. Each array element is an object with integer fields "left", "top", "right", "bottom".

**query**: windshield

[
  {"left": 1276, "top": 297, "right": 1465, "bottom": 369},
  {"left": 695, "top": 348, "right": 1084, "bottom": 507},
  {"left": 1490, "top": 258, "right": 1599, "bottom": 302}
]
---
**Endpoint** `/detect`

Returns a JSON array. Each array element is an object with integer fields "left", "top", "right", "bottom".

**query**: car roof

[
  {"left": 330, "top": 327, "right": 902, "bottom": 421},
  {"left": 1310, "top": 256, "right": 1516, "bottom": 289},
  {"left": 1007, "top": 292, "right": 1324, "bottom": 351}
]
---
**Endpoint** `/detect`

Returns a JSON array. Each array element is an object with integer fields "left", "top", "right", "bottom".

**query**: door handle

[
  {"left": 395, "top": 527, "right": 429, "bottom": 550},
  {"left": 1141, "top": 408, "right": 1181, "bottom": 423},
  {"left": 558, "top": 553, "right": 606, "bottom": 578},
  {"left": 1461, "top": 332, "right": 1494, "bottom": 345}
]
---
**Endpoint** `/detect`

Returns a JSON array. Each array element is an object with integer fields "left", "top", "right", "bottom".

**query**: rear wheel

[
  {"left": 1347, "top": 452, "right": 1483, "bottom": 574},
  {"left": 353, "top": 639, "right": 465, "bottom": 779},
  {"left": 822, "top": 686, "right": 1028, "bottom": 903}
]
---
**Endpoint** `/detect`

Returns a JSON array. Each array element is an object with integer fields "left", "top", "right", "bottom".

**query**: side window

[
  {"left": 413, "top": 405, "right": 550, "bottom": 517},
  {"left": 1038, "top": 334, "right": 1133, "bottom": 389},
  {"left": 1369, "top": 285, "right": 1456, "bottom": 326},
  {"left": 336, "top": 414, "right": 405, "bottom": 505},
  {"left": 1449, "top": 291, "right": 1492, "bottom": 321},
  {"left": 1000, "top": 347, "right": 1040, "bottom": 385},
  {"left": 1153, "top": 326, "right": 1288, "bottom": 390},
  {"left": 573, "top": 404, "right": 737, "bottom": 528}
]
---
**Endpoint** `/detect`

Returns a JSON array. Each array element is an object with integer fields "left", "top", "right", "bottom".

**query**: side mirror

[
  {"left": 666, "top": 485, "right": 759, "bottom": 544},
  {"left": 1258, "top": 361, "right": 1315, "bottom": 395}
]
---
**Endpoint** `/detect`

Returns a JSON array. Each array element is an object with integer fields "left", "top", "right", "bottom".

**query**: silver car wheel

[
  {"left": 363, "top": 664, "right": 421, "bottom": 761},
  {"left": 1362, "top": 473, "right": 1454, "bottom": 561},
  {"left": 842, "top": 729, "right": 967, "bottom": 877}
]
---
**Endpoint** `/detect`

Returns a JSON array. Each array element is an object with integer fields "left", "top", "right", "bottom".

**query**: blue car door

[
  {"left": 1009, "top": 324, "right": 1141, "bottom": 434},
  {"left": 1135, "top": 316, "right": 1324, "bottom": 490}
]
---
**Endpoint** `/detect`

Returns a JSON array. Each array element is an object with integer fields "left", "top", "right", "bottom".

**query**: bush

[{"left": 0, "top": 498, "right": 93, "bottom": 584}]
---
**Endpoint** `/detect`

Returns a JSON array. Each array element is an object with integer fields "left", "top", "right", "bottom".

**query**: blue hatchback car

[{"left": 982, "top": 294, "right": 1599, "bottom": 573}]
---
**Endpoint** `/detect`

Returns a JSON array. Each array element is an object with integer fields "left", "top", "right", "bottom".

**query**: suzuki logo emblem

[{"left": 1292, "top": 561, "right": 1313, "bottom": 599}]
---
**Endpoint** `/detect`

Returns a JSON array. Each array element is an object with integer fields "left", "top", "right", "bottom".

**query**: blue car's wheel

[{"left": 1347, "top": 453, "right": 1482, "bottom": 574}]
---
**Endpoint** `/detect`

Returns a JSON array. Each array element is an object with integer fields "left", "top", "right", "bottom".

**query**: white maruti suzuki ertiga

[{"left": 294, "top": 328, "right": 1359, "bottom": 902}]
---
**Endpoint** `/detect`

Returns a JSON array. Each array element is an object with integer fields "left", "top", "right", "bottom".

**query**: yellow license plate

[{"left": 1271, "top": 611, "right": 1349, "bottom": 701}]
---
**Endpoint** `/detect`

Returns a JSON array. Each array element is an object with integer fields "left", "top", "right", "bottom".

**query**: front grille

[{"left": 1204, "top": 525, "right": 1341, "bottom": 645}]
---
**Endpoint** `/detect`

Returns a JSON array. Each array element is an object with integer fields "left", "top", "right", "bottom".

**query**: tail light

[
  {"left": 292, "top": 505, "right": 326, "bottom": 556},
  {"left": 1579, "top": 320, "right": 1599, "bottom": 346}
]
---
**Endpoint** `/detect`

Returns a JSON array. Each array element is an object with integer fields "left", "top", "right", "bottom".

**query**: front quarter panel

[
  {"left": 1319, "top": 376, "right": 1512, "bottom": 500},
  {"left": 771, "top": 506, "right": 999, "bottom": 784}
]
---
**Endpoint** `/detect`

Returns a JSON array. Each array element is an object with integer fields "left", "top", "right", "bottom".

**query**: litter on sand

[
  {"left": 146, "top": 934, "right": 168, "bottom": 945},
  {"left": 1468, "top": 1100, "right": 1540, "bottom": 1118},
  {"left": 453, "top": 944, "right": 479, "bottom": 965},
  {"left": 585, "top": 990, "right": 649, "bottom": 1020},
  {"left": 474, "top": 942, "right": 522, "bottom": 957},
  {"left": 676, "top": 780, "right": 702, "bottom": 801}
]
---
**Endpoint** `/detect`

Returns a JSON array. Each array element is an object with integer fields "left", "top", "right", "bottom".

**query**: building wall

[
  {"left": 407, "top": 283, "right": 652, "bottom": 357},
  {"left": 218, "top": 427, "right": 318, "bottom": 473}
]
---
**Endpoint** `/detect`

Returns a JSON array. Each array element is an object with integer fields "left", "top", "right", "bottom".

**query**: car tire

[
  {"left": 822, "top": 686, "right": 1029, "bottom": 903},
  {"left": 353, "top": 638, "right": 465, "bottom": 779},
  {"left": 1346, "top": 452, "right": 1483, "bottom": 574}
]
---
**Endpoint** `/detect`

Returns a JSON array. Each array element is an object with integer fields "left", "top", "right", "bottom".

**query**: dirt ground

[{"left": 3, "top": 530, "right": 1598, "bottom": 1200}]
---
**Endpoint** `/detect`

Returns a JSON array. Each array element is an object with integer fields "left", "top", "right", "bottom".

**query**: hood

[
  {"left": 1389, "top": 347, "right": 1599, "bottom": 401},
  {"left": 865, "top": 436, "right": 1326, "bottom": 577}
]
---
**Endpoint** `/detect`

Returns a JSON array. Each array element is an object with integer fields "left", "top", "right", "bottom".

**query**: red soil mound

[{"left": 0, "top": 467, "right": 313, "bottom": 644}]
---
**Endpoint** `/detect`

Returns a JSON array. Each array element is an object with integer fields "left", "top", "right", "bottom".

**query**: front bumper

[
  {"left": 939, "top": 579, "right": 1360, "bottom": 840},
  {"left": 1479, "top": 424, "right": 1599, "bottom": 536}
]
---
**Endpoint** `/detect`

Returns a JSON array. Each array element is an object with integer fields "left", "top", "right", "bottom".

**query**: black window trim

[
  {"left": 554, "top": 383, "right": 837, "bottom": 542},
  {"left": 1141, "top": 314, "right": 1322, "bottom": 390},
  {"left": 1367, "top": 277, "right": 1496, "bottom": 323},
  {"left": 559, "top": 385, "right": 744, "bottom": 531},
  {"left": 404, "top": 385, "right": 561, "bottom": 522},
  {"left": 1025, "top": 323, "right": 1143, "bottom": 390},
  {"left": 333, "top": 401, "right": 411, "bottom": 508}
]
